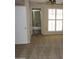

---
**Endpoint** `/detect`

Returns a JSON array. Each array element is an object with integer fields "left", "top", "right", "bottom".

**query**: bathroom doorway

[{"left": 32, "top": 8, "right": 41, "bottom": 35}]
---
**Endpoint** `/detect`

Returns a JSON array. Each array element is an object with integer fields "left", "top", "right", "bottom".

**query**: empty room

[{"left": 15, "top": 0, "right": 63, "bottom": 59}]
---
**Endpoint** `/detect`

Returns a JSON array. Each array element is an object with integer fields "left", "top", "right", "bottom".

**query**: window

[
  {"left": 48, "top": 20, "right": 55, "bottom": 31},
  {"left": 56, "top": 20, "right": 62, "bottom": 31},
  {"left": 48, "top": 9, "right": 55, "bottom": 19},
  {"left": 48, "top": 9, "right": 63, "bottom": 32},
  {"left": 56, "top": 9, "right": 63, "bottom": 19}
]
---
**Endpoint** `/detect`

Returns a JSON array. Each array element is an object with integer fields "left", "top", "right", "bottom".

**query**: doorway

[{"left": 32, "top": 8, "right": 41, "bottom": 35}]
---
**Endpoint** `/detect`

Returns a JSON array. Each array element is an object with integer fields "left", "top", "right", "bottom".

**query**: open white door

[{"left": 15, "top": 6, "right": 30, "bottom": 44}]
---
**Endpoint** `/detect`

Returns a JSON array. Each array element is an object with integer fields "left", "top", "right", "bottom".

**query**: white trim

[
  {"left": 30, "top": 6, "right": 43, "bottom": 35},
  {"left": 42, "top": 32, "right": 63, "bottom": 35},
  {"left": 32, "top": 10, "right": 40, "bottom": 11}
]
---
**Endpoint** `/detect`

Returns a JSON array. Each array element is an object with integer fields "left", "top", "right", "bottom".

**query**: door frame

[{"left": 30, "top": 7, "right": 43, "bottom": 35}]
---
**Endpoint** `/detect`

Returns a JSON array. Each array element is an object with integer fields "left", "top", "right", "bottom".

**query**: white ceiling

[{"left": 30, "top": 0, "right": 63, "bottom": 3}]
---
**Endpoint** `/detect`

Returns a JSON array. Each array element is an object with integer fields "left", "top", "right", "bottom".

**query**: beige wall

[
  {"left": 15, "top": 0, "right": 63, "bottom": 35},
  {"left": 25, "top": 0, "right": 31, "bottom": 42},
  {"left": 30, "top": 3, "right": 63, "bottom": 35},
  {"left": 30, "top": 3, "right": 44, "bottom": 35}
]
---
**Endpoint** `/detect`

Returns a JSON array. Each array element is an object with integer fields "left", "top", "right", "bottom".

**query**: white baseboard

[{"left": 42, "top": 32, "right": 63, "bottom": 35}]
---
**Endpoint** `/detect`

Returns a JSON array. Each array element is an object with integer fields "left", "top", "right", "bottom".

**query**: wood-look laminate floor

[{"left": 15, "top": 34, "right": 63, "bottom": 59}]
